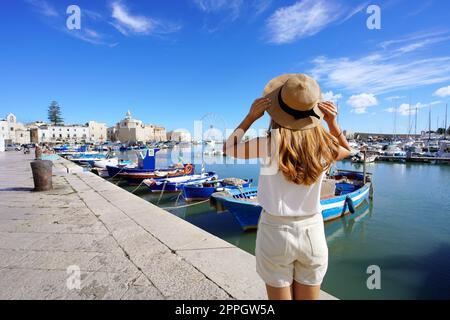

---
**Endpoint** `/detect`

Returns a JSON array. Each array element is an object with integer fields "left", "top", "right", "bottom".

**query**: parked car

[
  {"left": 21, "top": 143, "right": 36, "bottom": 149},
  {"left": 5, "top": 144, "right": 22, "bottom": 151}
]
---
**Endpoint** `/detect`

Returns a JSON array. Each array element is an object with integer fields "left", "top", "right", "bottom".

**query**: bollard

[
  {"left": 30, "top": 160, "right": 53, "bottom": 191},
  {"left": 35, "top": 145, "right": 42, "bottom": 160}
]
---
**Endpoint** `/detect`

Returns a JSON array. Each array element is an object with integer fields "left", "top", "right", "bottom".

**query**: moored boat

[
  {"left": 182, "top": 178, "right": 252, "bottom": 202},
  {"left": 106, "top": 148, "right": 195, "bottom": 182},
  {"left": 143, "top": 172, "right": 218, "bottom": 193},
  {"left": 93, "top": 157, "right": 133, "bottom": 169},
  {"left": 211, "top": 170, "right": 373, "bottom": 231}
]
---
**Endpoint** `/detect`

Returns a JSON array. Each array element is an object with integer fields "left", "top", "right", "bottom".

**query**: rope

[
  {"left": 156, "top": 180, "right": 168, "bottom": 205},
  {"left": 162, "top": 199, "right": 210, "bottom": 210},
  {"left": 107, "top": 166, "right": 126, "bottom": 181},
  {"left": 130, "top": 180, "right": 146, "bottom": 194},
  {"left": 174, "top": 190, "right": 184, "bottom": 206}
]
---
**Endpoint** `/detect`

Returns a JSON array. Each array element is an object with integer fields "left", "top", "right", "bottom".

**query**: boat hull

[
  {"left": 145, "top": 173, "right": 218, "bottom": 193},
  {"left": 182, "top": 180, "right": 251, "bottom": 201},
  {"left": 212, "top": 183, "right": 372, "bottom": 231},
  {"left": 106, "top": 164, "right": 192, "bottom": 182}
]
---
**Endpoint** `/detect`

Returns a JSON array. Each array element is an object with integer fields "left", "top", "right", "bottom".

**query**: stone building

[
  {"left": 0, "top": 113, "right": 31, "bottom": 145},
  {"left": 168, "top": 129, "right": 192, "bottom": 142},
  {"left": 108, "top": 111, "right": 167, "bottom": 143},
  {"left": 29, "top": 121, "right": 108, "bottom": 144},
  {"left": 87, "top": 121, "right": 108, "bottom": 143}
]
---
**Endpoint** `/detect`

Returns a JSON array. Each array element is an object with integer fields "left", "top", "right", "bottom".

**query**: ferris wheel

[{"left": 199, "top": 112, "right": 228, "bottom": 143}]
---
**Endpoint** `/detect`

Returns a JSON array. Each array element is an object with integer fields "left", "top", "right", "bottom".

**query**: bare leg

[
  {"left": 293, "top": 281, "right": 321, "bottom": 300},
  {"left": 266, "top": 284, "right": 293, "bottom": 300}
]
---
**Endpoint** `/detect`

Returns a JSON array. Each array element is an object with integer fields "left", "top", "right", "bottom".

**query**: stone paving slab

[{"left": 0, "top": 151, "right": 337, "bottom": 300}]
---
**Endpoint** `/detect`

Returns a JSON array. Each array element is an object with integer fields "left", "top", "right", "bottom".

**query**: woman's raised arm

[{"left": 223, "top": 98, "right": 271, "bottom": 159}]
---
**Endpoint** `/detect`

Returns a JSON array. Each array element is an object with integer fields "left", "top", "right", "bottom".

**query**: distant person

[{"left": 224, "top": 74, "right": 351, "bottom": 300}]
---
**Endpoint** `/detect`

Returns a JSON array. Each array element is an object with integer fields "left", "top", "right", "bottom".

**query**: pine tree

[{"left": 48, "top": 101, "right": 63, "bottom": 125}]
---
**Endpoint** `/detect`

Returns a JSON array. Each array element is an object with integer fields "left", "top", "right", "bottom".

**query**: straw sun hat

[{"left": 263, "top": 74, "right": 324, "bottom": 130}]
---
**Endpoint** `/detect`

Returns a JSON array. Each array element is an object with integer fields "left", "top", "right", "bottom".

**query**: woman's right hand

[
  {"left": 247, "top": 97, "right": 271, "bottom": 122},
  {"left": 318, "top": 101, "right": 338, "bottom": 125}
]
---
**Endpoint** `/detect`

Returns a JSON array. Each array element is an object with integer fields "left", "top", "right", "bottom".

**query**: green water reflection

[{"left": 116, "top": 148, "right": 450, "bottom": 299}]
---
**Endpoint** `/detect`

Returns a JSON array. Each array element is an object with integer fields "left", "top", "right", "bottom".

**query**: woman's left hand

[
  {"left": 247, "top": 97, "right": 271, "bottom": 122},
  {"left": 318, "top": 101, "right": 338, "bottom": 124}
]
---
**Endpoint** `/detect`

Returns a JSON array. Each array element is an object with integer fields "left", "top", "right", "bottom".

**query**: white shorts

[{"left": 255, "top": 210, "right": 328, "bottom": 288}]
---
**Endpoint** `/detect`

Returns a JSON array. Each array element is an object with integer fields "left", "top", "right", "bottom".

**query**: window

[
  {"left": 59, "top": 134, "right": 62, "bottom": 138},
  {"left": 67, "top": 129, "right": 69, "bottom": 131},
  {"left": 10, "top": 127, "right": 14, "bottom": 131},
  {"left": 53, "top": 134, "right": 55, "bottom": 138}
]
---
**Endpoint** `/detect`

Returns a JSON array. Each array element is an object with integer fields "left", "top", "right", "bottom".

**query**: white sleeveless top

[{"left": 257, "top": 130, "right": 325, "bottom": 217}]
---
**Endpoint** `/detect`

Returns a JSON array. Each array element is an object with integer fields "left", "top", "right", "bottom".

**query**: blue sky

[{"left": 1, "top": 0, "right": 450, "bottom": 134}]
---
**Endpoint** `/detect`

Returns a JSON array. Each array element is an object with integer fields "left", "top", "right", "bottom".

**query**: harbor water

[{"left": 115, "top": 147, "right": 450, "bottom": 300}]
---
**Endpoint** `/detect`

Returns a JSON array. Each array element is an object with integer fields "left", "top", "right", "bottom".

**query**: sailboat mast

[
  {"left": 415, "top": 105, "right": 418, "bottom": 136},
  {"left": 428, "top": 105, "right": 431, "bottom": 141},
  {"left": 408, "top": 95, "right": 412, "bottom": 139},
  {"left": 393, "top": 103, "right": 397, "bottom": 141},
  {"left": 445, "top": 103, "right": 448, "bottom": 140}
]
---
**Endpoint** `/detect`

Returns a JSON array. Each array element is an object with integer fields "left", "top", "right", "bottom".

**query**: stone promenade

[{"left": 0, "top": 151, "right": 336, "bottom": 300}]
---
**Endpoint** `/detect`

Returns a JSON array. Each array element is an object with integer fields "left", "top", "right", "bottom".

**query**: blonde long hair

[{"left": 270, "top": 121, "right": 340, "bottom": 186}]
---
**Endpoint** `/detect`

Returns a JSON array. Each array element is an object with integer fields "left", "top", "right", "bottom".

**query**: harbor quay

[{"left": 0, "top": 151, "right": 336, "bottom": 300}]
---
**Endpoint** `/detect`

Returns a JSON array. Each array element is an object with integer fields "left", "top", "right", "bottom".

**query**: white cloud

[
  {"left": 322, "top": 91, "right": 342, "bottom": 102},
  {"left": 434, "top": 85, "right": 450, "bottom": 97},
  {"left": 111, "top": 1, "right": 181, "bottom": 36},
  {"left": 385, "top": 101, "right": 441, "bottom": 116},
  {"left": 253, "top": 0, "right": 273, "bottom": 15},
  {"left": 26, "top": 0, "right": 58, "bottom": 17},
  {"left": 347, "top": 93, "right": 378, "bottom": 114},
  {"left": 310, "top": 53, "right": 450, "bottom": 94},
  {"left": 385, "top": 96, "right": 406, "bottom": 101},
  {"left": 193, "top": 0, "right": 243, "bottom": 19},
  {"left": 340, "top": 1, "right": 368, "bottom": 23},
  {"left": 311, "top": 32, "right": 450, "bottom": 94},
  {"left": 265, "top": 0, "right": 345, "bottom": 44}
]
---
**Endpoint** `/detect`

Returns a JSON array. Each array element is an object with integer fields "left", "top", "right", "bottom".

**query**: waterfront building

[
  {"left": 30, "top": 124, "right": 89, "bottom": 144},
  {"left": 0, "top": 113, "right": 31, "bottom": 145},
  {"left": 168, "top": 129, "right": 192, "bottom": 142},
  {"left": 29, "top": 121, "right": 108, "bottom": 144},
  {"left": 108, "top": 111, "right": 167, "bottom": 143},
  {"left": 87, "top": 121, "right": 108, "bottom": 143},
  {"left": 354, "top": 132, "right": 422, "bottom": 140}
]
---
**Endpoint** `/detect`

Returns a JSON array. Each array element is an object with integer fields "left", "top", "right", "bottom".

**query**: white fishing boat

[{"left": 93, "top": 158, "right": 133, "bottom": 169}]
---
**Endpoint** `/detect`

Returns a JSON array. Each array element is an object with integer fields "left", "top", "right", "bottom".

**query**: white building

[
  {"left": 108, "top": 111, "right": 167, "bottom": 143},
  {"left": 87, "top": 121, "right": 107, "bottom": 143},
  {"left": 0, "top": 113, "right": 31, "bottom": 145},
  {"left": 29, "top": 121, "right": 108, "bottom": 144},
  {"left": 168, "top": 129, "right": 192, "bottom": 142}
]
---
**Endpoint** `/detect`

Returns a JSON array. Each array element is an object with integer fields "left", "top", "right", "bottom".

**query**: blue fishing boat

[
  {"left": 68, "top": 153, "right": 108, "bottom": 166},
  {"left": 54, "top": 145, "right": 90, "bottom": 154},
  {"left": 106, "top": 149, "right": 195, "bottom": 183},
  {"left": 143, "top": 172, "right": 218, "bottom": 193},
  {"left": 182, "top": 178, "right": 252, "bottom": 202},
  {"left": 211, "top": 170, "right": 373, "bottom": 231}
]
